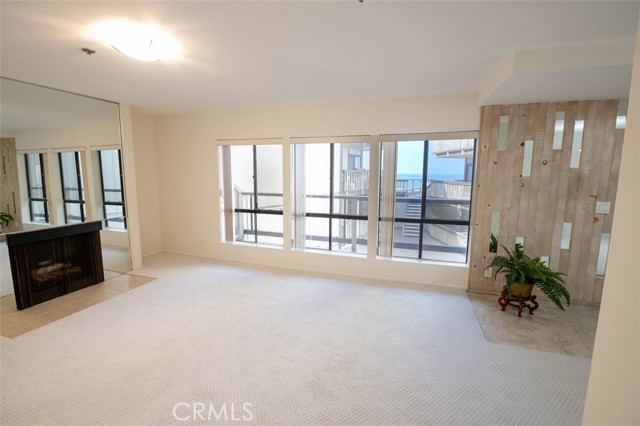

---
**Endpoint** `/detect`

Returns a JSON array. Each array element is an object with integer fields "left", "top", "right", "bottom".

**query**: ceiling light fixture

[{"left": 90, "top": 20, "right": 181, "bottom": 62}]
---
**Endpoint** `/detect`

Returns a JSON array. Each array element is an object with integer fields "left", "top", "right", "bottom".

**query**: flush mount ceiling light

[{"left": 90, "top": 20, "right": 181, "bottom": 62}]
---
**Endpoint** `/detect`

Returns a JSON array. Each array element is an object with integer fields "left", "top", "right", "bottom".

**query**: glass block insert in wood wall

[
  {"left": 498, "top": 115, "right": 509, "bottom": 151},
  {"left": 553, "top": 111, "right": 565, "bottom": 149},
  {"left": 570, "top": 120, "right": 584, "bottom": 168},
  {"left": 561, "top": 222, "right": 572, "bottom": 249},
  {"left": 489, "top": 212, "right": 500, "bottom": 252},
  {"left": 490, "top": 211, "right": 500, "bottom": 235},
  {"left": 616, "top": 99, "right": 628, "bottom": 130},
  {"left": 596, "top": 233, "right": 611, "bottom": 276},
  {"left": 522, "top": 140, "right": 534, "bottom": 177}
]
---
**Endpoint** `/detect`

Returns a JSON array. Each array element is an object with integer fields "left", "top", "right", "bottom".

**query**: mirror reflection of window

[
  {"left": 58, "top": 152, "right": 86, "bottom": 224},
  {"left": 24, "top": 153, "right": 49, "bottom": 223},
  {"left": 98, "top": 150, "right": 126, "bottom": 230}
]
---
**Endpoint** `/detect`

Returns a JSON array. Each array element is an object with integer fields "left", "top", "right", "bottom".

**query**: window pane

[
  {"left": 29, "top": 201, "right": 47, "bottom": 223},
  {"left": 381, "top": 138, "right": 475, "bottom": 263},
  {"left": 393, "top": 222, "right": 420, "bottom": 259},
  {"left": 230, "top": 145, "right": 255, "bottom": 210},
  {"left": 256, "top": 145, "right": 282, "bottom": 212},
  {"left": 100, "top": 150, "right": 123, "bottom": 203},
  {"left": 333, "top": 143, "right": 370, "bottom": 216},
  {"left": 331, "top": 218, "right": 367, "bottom": 254},
  {"left": 26, "top": 154, "right": 45, "bottom": 199},
  {"left": 395, "top": 141, "right": 424, "bottom": 220},
  {"left": 303, "top": 144, "right": 331, "bottom": 214},
  {"left": 235, "top": 212, "right": 256, "bottom": 243},
  {"left": 227, "top": 144, "right": 283, "bottom": 247},
  {"left": 256, "top": 213, "right": 283, "bottom": 246},
  {"left": 304, "top": 217, "right": 330, "bottom": 250},
  {"left": 59, "top": 152, "right": 85, "bottom": 224},
  {"left": 422, "top": 224, "right": 469, "bottom": 263},
  {"left": 64, "top": 202, "right": 84, "bottom": 224},
  {"left": 105, "top": 205, "right": 126, "bottom": 230},
  {"left": 25, "top": 153, "right": 48, "bottom": 223},
  {"left": 294, "top": 142, "right": 368, "bottom": 255},
  {"left": 60, "top": 152, "right": 83, "bottom": 201},
  {"left": 426, "top": 139, "right": 473, "bottom": 221}
]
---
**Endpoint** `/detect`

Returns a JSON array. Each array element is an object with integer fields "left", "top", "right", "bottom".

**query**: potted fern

[
  {"left": 485, "top": 243, "right": 570, "bottom": 310},
  {"left": 0, "top": 212, "right": 13, "bottom": 231}
]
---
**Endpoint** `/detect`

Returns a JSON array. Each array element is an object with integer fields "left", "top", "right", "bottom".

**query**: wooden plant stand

[{"left": 498, "top": 290, "right": 539, "bottom": 318}]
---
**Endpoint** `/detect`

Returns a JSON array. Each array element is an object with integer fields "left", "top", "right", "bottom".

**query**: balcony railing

[
  {"left": 341, "top": 170, "right": 369, "bottom": 192},
  {"left": 232, "top": 182, "right": 470, "bottom": 253},
  {"left": 427, "top": 181, "right": 471, "bottom": 200}
]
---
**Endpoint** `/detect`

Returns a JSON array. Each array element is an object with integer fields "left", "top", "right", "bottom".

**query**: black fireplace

[{"left": 7, "top": 221, "right": 104, "bottom": 310}]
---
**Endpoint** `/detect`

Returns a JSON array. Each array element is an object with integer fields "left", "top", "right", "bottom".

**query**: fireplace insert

[{"left": 7, "top": 221, "right": 104, "bottom": 310}]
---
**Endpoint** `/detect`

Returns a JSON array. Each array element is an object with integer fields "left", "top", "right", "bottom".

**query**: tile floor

[
  {"left": 0, "top": 273, "right": 155, "bottom": 338},
  {"left": 467, "top": 291, "right": 600, "bottom": 358}
]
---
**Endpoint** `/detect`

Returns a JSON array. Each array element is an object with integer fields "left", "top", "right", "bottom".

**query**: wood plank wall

[
  {"left": 1, "top": 137, "right": 23, "bottom": 233},
  {"left": 467, "top": 100, "right": 624, "bottom": 304}
]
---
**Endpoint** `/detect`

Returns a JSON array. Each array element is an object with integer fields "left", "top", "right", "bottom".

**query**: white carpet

[{"left": 0, "top": 253, "right": 590, "bottom": 425}]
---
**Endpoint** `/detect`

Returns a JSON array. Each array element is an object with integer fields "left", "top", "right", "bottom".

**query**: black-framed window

[
  {"left": 293, "top": 142, "right": 370, "bottom": 254},
  {"left": 225, "top": 144, "right": 283, "bottom": 246},
  {"left": 24, "top": 153, "right": 49, "bottom": 223},
  {"left": 379, "top": 139, "right": 476, "bottom": 263},
  {"left": 58, "top": 151, "right": 86, "bottom": 224},
  {"left": 98, "top": 149, "right": 126, "bottom": 229}
]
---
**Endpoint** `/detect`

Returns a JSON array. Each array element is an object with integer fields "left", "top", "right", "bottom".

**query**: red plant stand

[{"left": 498, "top": 289, "right": 539, "bottom": 317}]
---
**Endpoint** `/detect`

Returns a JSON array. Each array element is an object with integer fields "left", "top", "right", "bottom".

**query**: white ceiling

[{"left": 1, "top": 1, "right": 638, "bottom": 116}]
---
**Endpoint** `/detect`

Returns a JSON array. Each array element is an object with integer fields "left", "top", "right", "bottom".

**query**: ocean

[{"left": 397, "top": 173, "right": 464, "bottom": 181}]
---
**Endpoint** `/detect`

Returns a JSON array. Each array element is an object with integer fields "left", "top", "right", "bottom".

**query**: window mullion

[
  {"left": 118, "top": 150, "right": 127, "bottom": 229},
  {"left": 379, "top": 142, "right": 397, "bottom": 258},
  {"left": 328, "top": 144, "right": 334, "bottom": 250},
  {"left": 418, "top": 141, "right": 429, "bottom": 259},
  {"left": 24, "top": 155, "right": 34, "bottom": 222},
  {"left": 74, "top": 152, "right": 85, "bottom": 222},
  {"left": 39, "top": 154, "right": 49, "bottom": 223},
  {"left": 58, "top": 153, "right": 69, "bottom": 223},
  {"left": 252, "top": 145, "right": 259, "bottom": 243},
  {"left": 293, "top": 144, "right": 306, "bottom": 249},
  {"left": 98, "top": 151, "right": 107, "bottom": 225}
]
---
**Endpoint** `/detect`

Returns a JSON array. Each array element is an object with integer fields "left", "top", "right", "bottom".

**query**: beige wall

[
  {"left": 131, "top": 112, "right": 163, "bottom": 257},
  {"left": 151, "top": 93, "right": 479, "bottom": 288},
  {"left": 0, "top": 128, "right": 16, "bottom": 138},
  {"left": 582, "top": 12, "right": 640, "bottom": 425}
]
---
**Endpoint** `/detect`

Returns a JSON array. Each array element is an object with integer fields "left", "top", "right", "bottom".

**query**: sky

[{"left": 396, "top": 141, "right": 466, "bottom": 178}]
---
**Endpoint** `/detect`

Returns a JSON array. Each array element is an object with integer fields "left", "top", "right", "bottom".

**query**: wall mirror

[{"left": 0, "top": 77, "right": 131, "bottom": 298}]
